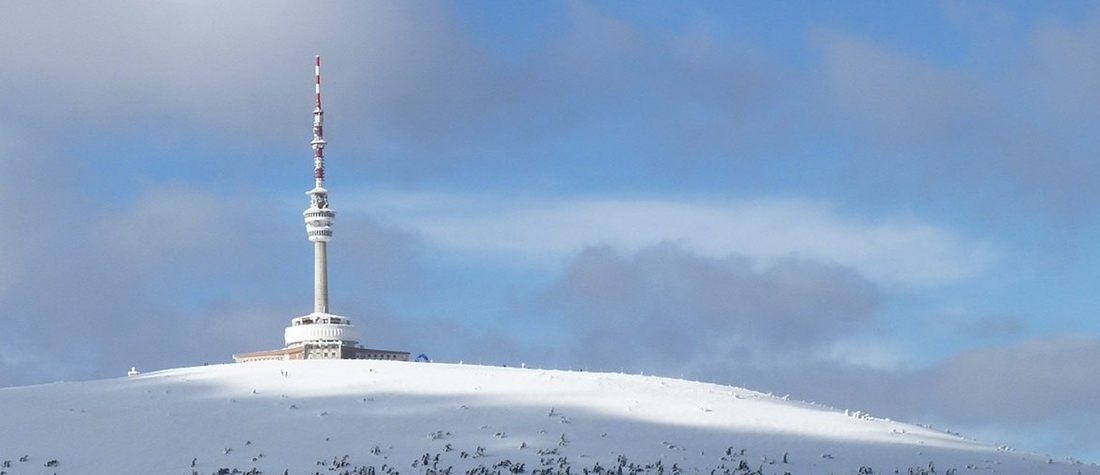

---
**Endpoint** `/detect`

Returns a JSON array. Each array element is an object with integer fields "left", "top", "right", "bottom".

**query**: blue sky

[{"left": 3, "top": 0, "right": 1100, "bottom": 462}]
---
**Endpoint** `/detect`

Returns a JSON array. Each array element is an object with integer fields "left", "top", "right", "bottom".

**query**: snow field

[{"left": 0, "top": 360, "right": 1092, "bottom": 475}]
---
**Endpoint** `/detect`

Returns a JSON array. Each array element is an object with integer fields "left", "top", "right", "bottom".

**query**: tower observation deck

[{"left": 233, "top": 56, "right": 409, "bottom": 363}]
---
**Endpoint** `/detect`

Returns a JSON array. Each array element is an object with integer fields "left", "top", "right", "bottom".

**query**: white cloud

[
  {"left": 815, "top": 29, "right": 993, "bottom": 143},
  {"left": 86, "top": 185, "right": 251, "bottom": 277},
  {"left": 348, "top": 190, "right": 998, "bottom": 287},
  {"left": 919, "top": 335, "right": 1100, "bottom": 423},
  {"left": 540, "top": 243, "right": 882, "bottom": 375},
  {"left": 0, "top": 2, "right": 468, "bottom": 144},
  {"left": 816, "top": 336, "right": 907, "bottom": 371}
]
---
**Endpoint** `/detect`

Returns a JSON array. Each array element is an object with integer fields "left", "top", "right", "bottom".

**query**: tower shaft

[{"left": 314, "top": 241, "right": 328, "bottom": 314}]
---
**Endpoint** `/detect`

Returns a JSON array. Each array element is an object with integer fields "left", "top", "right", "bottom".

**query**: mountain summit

[{"left": 0, "top": 360, "right": 1091, "bottom": 475}]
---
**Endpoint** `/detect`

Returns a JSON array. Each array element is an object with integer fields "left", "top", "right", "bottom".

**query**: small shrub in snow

[
  {"left": 333, "top": 455, "right": 351, "bottom": 468},
  {"left": 179, "top": 446, "right": 985, "bottom": 475}
]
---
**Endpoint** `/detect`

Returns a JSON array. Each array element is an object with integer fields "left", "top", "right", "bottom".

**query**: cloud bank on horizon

[{"left": 2, "top": 0, "right": 1100, "bottom": 463}]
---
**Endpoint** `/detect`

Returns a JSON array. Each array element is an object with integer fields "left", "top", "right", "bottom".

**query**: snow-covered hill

[{"left": 0, "top": 360, "right": 1091, "bottom": 475}]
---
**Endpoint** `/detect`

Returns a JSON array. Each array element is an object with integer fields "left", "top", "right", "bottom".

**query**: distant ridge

[{"left": 0, "top": 360, "right": 1092, "bottom": 475}]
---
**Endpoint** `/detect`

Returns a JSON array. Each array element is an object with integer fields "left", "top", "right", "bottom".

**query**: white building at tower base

[{"left": 233, "top": 313, "right": 409, "bottom": 363}]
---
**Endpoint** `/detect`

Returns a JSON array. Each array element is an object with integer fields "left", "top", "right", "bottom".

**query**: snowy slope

[{"left": 0, "top": 360, "right": 1092, "bottom": 475}]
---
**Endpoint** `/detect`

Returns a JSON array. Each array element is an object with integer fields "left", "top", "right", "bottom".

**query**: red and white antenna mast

[
  {"left": 304, "top": 55, "right": 336, "bottom": 314},
  {"left": 312, "top": 55, "right": 326, "bottom": 191}
]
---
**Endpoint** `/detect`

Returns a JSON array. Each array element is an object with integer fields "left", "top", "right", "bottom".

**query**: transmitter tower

[{"left": 234, "top": 56, "right": 409, "bottom": 363}]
